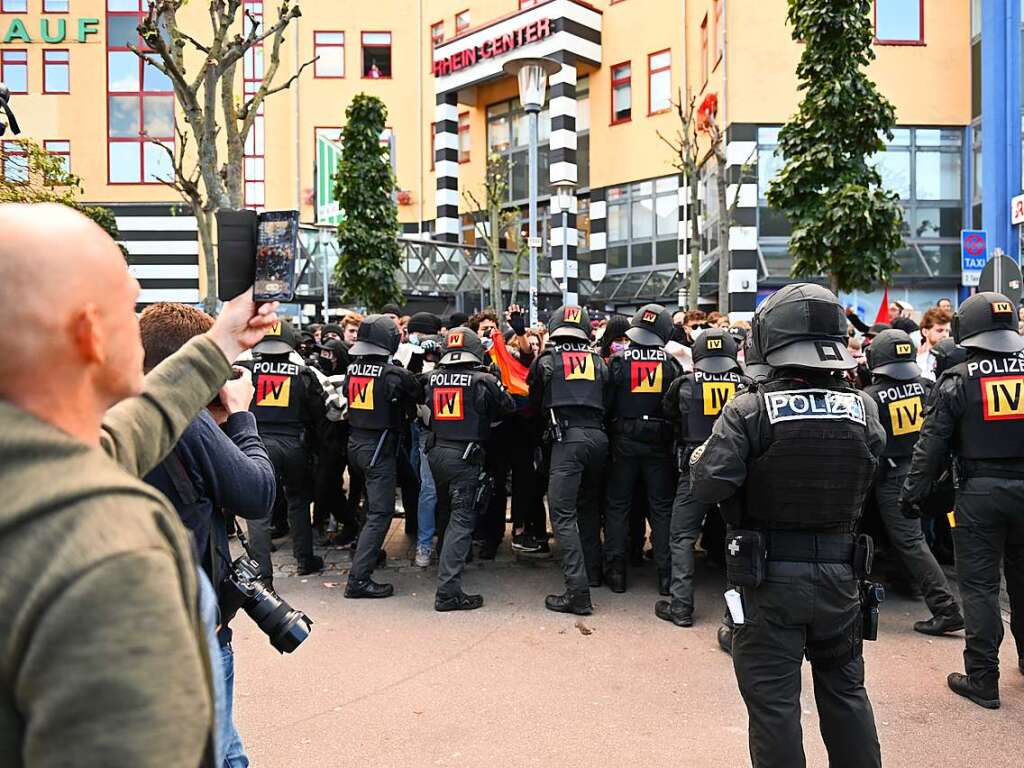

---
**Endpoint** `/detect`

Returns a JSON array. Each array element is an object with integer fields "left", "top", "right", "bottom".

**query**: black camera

[{"left": 220, "top": 544, "right": 313, "bottom": 654}]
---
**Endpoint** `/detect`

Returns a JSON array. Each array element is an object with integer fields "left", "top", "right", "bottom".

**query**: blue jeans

[
  {"left": 197, "top": 569, "right": 225, "bottom": 767},
  {"left": 412, "top": 422, "right": 437, "bottom": 550},
  {"left": 219, "top": 642, "right": 250, "bottom": 768}
]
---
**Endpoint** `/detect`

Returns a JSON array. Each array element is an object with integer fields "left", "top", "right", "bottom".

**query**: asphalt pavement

[{"left": 231, "top": 524, "right": 1023, "bottom": 767}]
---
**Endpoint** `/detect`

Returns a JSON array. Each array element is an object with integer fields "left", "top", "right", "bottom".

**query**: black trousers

[
  {"left": 508, "top": 413, "right": 547, "bottom": 538},
  {"left": 953, "top": 476, "right": 1024, "bottom": 687},
  {"left": 604, "top": 438, "right": 674, "bottom": 574},
  {"left": 347, "top": 430, "right": 398, "bottom": 582},
  {"left": 548, "top": 427, "right": 608, "bottom": 591},
  {"left": 247, "top": 434, "right": 314, "bottom": 577},
  {"left": 313, "top": 430, "right": 357, "bottom": 529},
  {"left": 732, "top": 560, "right": 881, "bottom": 768},
  {"left": 668, "top": 472, "right": 717, "bottom": 612},
  {"left": 428, "top": 444, "right": 483, "bottom": 598}
]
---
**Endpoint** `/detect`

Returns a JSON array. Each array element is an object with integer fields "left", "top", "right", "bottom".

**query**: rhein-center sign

[{"left": 433, "top": 18, "right": 552, "bottom": 77}]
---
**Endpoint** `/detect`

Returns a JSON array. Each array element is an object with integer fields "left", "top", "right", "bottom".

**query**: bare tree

[
  {"left": 658, "top": 89, "right": 701, "bottom": 310},
  {"left": 133, "top": 1, "right": 314, "bottom": 310},
  {"left": 463, "top": 152, "right": 518, "bottom": 317}
]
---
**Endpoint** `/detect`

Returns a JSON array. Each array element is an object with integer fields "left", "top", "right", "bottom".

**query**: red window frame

[
  {"left": 873, "top": 0, "right": 925, "bottom": 46},
  {"left": 243, "top": 1, "right": 266, "bottom": 208},
  {"left": 647, "top": 49, "right": 671, "bottom": 116},
  {"left": 430, "top": 20, "right": 444, "bottom": 46},
  {"left": 0, "top": 49, "right": 27, "bottom": 94},
  {"left": 1, "top": 140, "right": 27, "bottom": 183},
  {"left": 313, "top": 31, "right": 345, "bottom": 78},
  {"left": 454, "top": 9, "right": 470, "bottom": 35},
  {"left": 361, "top": 31, "right": 392, "bottom": 79},
  {"left": 0, "top": 0, "right": 27, "bottom": 13},
  {"left": 458, "top": 111, "right": 470, "bottom": 164},
  {"left": 610, "top": 61, "right": 632, "bottom": 126},
  {"left": 42, "top": 0, "right": 70, "bottom": 12},
  {"left": 44, "top": 139, "right": 71, "bottom": 175},
  {"left": 43, "top": 49, "right": 70, "bottom": 94},
  {"left": 712, "top": 0, "right": 723, "bottom": 68},
  {"left": 700, "top": 15, "right": 709, "bottom": 89},
  {"left": 106, "top": 2, "right": 175, "bottom": 185}
]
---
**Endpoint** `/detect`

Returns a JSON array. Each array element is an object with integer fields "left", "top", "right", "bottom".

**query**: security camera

[{"left": 0, "top": 83, "right": 21, "bottom": 137}]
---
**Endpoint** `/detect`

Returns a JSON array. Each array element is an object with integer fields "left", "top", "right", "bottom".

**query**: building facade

[{"left": 0, "top": 0, "right": 993, "bottom": 317}]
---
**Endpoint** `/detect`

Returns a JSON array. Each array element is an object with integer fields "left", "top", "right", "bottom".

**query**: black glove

[
  {"left": 508, "top": 310, "right": 526, "bottom": 336},
  {"left": 899, "top": 497, "right": 922, "bottom": 519}
]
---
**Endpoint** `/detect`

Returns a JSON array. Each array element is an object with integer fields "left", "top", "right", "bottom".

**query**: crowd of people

[{"left": 2, "top": 200, "right": 1022, "bottom": 768}]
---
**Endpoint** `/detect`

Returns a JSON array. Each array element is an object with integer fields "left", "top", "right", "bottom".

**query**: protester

[{"left": 917, "top": 307, "right": 952, "bottom": 380}]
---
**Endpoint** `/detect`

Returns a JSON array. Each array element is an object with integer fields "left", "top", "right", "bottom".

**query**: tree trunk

[{"left": 196, "top": 206, "right": 217, "bottom": 312}]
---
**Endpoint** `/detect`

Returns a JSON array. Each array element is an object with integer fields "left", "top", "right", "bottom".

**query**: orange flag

[{"left": 489, "top": 329, "right": 529, "bottom": 396}]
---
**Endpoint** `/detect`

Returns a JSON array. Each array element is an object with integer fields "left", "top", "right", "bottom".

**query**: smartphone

[
  {"left": 216, "top": 209, "right": 258, "bottom": 302},
  {"left": 254, "top": 210, "right": 299, "bottom": 302}
]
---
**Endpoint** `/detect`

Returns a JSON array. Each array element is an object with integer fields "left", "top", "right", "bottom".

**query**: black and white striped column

[
  {"left": 434, "top": 91, "right": 460, "bottom": 243},
  {"left": 588, "top": 187, "right": 607, "bottom": 283},
  {"left": 547, "top": 52, "right": 579, "bottom": 303},
  {"left": 677, "top": 171, "right": 702, "bottom": 309},
  {"left": 725, "top": 123, "right": 758, "bottom": 320}
]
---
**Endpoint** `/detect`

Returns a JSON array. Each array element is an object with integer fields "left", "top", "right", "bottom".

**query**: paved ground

[{"left": 232, "top": 522, "right": 1023, "bottom": 767}]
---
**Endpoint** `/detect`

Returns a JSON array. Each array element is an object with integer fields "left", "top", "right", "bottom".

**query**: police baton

[{"left": 369, "top": 428, "right": 390, "bottom": 468}]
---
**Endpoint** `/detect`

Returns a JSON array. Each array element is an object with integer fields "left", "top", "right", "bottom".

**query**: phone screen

[{"left": 254, "top": 211, "right": 299, "bottom": 302}]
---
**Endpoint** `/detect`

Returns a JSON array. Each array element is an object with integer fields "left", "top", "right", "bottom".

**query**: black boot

[
  {"left": 587, "top": 565, "right": 603, "bottom": 589},
  {"left": 605, "top": 560, "right": 626, "bottom": 593},
  {"left": 717, "top": 623, "right": 733, "bottom": 655},
  {"left": 947, "top": 672, "right": 1000, "bottom": 709},
  {"left": 344, "top": 578, "right": 394, "bottom": 599},
  {"left": 296, "top": 555, "right": 324, "bottom": 576},
  {"left": 545, "top": 589, "right": 593, "bottom": 615},
  {"left": 335, "top": 524, "right": 359, "bottom": 548},
  {"left": 657, "top": 570, "right": 671, "bottom": 597},
  {"left": 654, "top": 599, "right": 693, "bottom": 627},
  {"left": 435, "top": 592, "right": 484, "bottom": 612},
  {"left": 913, "top": 612, "right": 965, "bottom": 636}
]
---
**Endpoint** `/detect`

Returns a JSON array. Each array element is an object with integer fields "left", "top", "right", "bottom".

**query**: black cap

[
  {"left": 315, "top": 338, "right": 350, "bottom": 375},
  {"left": 891, "top": 316, "right": 919, "bottom": 335},
  {"left": 953, "top": 291, "right": 1024, "bottom": 353},
  {"left": 757, "top": 283, "right": 855, "bottom": 370},
  {"left": 407, "top": 312, "right": 441, "bottom": 335},
  {"left": 350, "top": 314, "right": 401, "bottom": 357},
  {"left": 865, "top": 322, "right": 891, "bottom": 340},
  {"left": 626, "top": 303, "right": 673, "bottom": 346},
  {"left": 448, "top": 312, "right": 469, "bottom": 328},
  {"left": 379, "top": 303, "right": 402, "bottom": 317},
  {"left": 932, "top": 337, "right": 966, "bottom": 377},
  {"left": 692, "top": 328, "right": 740, "bottom": 373},
  {"left": 322, "top": 323, "right": 344, "bottom": 340},
  {"left": 254, "top": 320, "right": 297, "bottom": 355},
  {"left": 866, "top": 329, "right": 920, "bottom": 380},
  {"left": 548, "top": 305, "right": 592, "bottom": 341},
  {"left": 439, "top": 327, "right": 486, "bottom": 365}
]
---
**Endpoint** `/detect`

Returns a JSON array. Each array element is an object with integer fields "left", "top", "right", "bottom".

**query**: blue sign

[{"left": 961, "top": 229, "right": 988, "bottom": 286}]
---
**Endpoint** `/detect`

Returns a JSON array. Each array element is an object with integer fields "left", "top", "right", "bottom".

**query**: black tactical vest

[
  {"left": 544, "top": 344, "right": 605, "bottom": 414},
  {"left": 346, "top": 359, "right": 399, "bottom": 431},
  {"left": 426, "top": 367, "right": 490, "bottom": 442},
  {"left": 745, "top": 379, "right": 877, "bottom": 529},
  {"left": 863, "top": 377, "right": 929, "bottom": 458},
  {"left": 951, "top": 354, "right": 1024, "bottom": 459},
  {"left": 683, "top": 369, "right": 743, "bottom": 444},
  {"left": 613, "top": 346, "right": 674, "bottom": 419},
  {"left": 251, "top": 356, "right": 305, "bottom": 435}
]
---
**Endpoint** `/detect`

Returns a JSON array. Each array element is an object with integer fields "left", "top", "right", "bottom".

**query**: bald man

[{"left": 0, "top": 203, "right": 278, "bottom": 768}]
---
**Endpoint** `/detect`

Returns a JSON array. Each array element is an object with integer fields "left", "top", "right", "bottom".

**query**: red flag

[
  {"left": 874, "top": 287, "right": 891, "bottom": 325},
  {"left": 488, "top": 329, "right": 529, "bottom": 396}
]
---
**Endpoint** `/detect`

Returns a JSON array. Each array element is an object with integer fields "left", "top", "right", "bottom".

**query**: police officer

[
  {"left": 690, "top": 283, "right": 884, "bottom": 768},
  {"left": 902, "top": 292, "right": 1024, "bottom": 709},
  {"left": 528, "top": 305, "right": 611, "bottom": 614},
  {"left": 656, "top": 328, "right": 745, "bottom": 626},
  {"left": 605, "top": 304, "right": 683, "bottom": 594},
  {"left": 424, "top": 328, "right": 515, "bottom": 611},
  {"left": 344, "top": 315, "right": 423, "bottom": 599},
  {"left": 248, "top": 321, "right": 328, "bottom": 578},
  {"left": 863, "top": 329, "right": 963, "bottom": 635}
]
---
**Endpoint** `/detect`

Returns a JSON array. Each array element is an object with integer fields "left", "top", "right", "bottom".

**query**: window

[
  {"left": 43, "top": 0, "right": 70, "bottom": 11},
  {"left": 520, "top": 0, "right": 541, "bottom": 8},
  {"left": 44, "top": 139, "right": 71, "bottom": 174},
  {"left": 487, "top": 98, "right": 551, "bottom": 203},
  {"left": 243, "top": 1, "right": 265, "bottom": 207},
  {"left": 107, "top": 0, "right": 174, "bottom": 184},
  {"left": 0, "top": 50, "right": 27, "bottom": 94},
  {"left": 431, "top": 21, "right": 444, "bottom": 46},
  {"left": 712, "top": 0, "right": 723, "bottom": 67},
  {"left": 875, "top": 0, "right": 923, "bottom": 44},
  {"left": 611, "top": 62, "right": 631, "bottom": 124},
  {"left": 43, "top": 49, "right": 70, "bottom": 93},
  {"left": 605, "top": 176, "right": 679, "bottom": 269},
  {"left": 648, "top": 50, "right": 671, "bottom": 114},
  {"left": 1, "top": 0, "right": 27, "bottom": 12},
  {"left": 314, "top": 32, "right": 344, "bottom": 78},
  {"left": 458, "top": 111, "right": 470, "bottom": 163},
  {"left": 455, "top": 10, "right": 470, "bottom": 35},
  {"left": 361, "top": 32, "right": 391, "bottom": 78},
  {"left": 1, "top": 141, "right": 27, "bottom": 183},
  {"left": 700, "top": 15, "right": 708, "bottom": 87}
]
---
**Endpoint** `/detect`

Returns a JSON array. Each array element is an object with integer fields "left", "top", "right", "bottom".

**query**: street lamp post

[
  {"left": 504, "top": 58, "right": 560, "bottom": 326},
  {"left": 554, "top": 181, "right": 575, "bottom": 305}
]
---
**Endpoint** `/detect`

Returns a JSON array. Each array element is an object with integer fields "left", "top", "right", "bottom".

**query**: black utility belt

[
  {"left": 960, "top": 459, "right": 1024, "bottom": 479},
  {"left": 726, "top": 530, "right": 872, "bottom": 588}
]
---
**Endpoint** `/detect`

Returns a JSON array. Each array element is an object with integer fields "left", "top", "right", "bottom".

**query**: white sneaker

[{"left": 415, "top": 547, "right": 432, "bottom": 567}]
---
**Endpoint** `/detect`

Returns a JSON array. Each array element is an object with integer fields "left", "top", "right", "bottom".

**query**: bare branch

[{"left": 238, "top": 56, "right": 316, "bottom": 123}]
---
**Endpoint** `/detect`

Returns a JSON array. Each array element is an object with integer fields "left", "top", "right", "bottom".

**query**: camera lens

[{"left": 243, "top": 581, "right": 313, "bottom": 654}]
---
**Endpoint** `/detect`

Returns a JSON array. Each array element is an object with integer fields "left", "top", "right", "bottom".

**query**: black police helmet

[
  {"left": 439, "top": 327, "right": 486, "bottom": 365},
  {"left": 349, "top": 314, "right": 401, "bottom": 357},
  {"left": 254, "top": 320, "right": 297, "bottom": 355},
  {"left": 548, "top": 304, "right": 592, "bottom": 342},
  {"left": 692, "top": 327, "right": 740, "bottom": 373},
  {"left": 953, "top": 291, "right": 1024, "bottom": 353},
  {"left": 757, "top": 283, "right": 855, "bottom": 370},
  {"left": 932, "top": 337, "right": 967, "bottom": 377},
  {"left": 865, "top": 329, "right": 920, "bottom": 381},
  {"left": 742, "top": 321, "right": 772, "bottom": 381},
  {"left": 626, "top": 303, "right": 673, "bottom": 346}
]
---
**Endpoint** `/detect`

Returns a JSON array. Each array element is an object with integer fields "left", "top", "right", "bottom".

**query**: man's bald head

[{"left": 0, "top": 203, "right": 143, "bottom": 414}]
